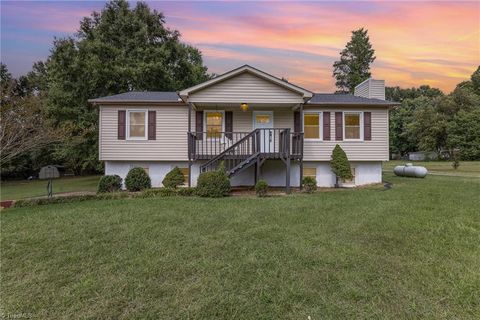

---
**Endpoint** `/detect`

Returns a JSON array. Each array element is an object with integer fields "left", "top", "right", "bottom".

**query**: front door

[{"left": 253, "top": 111, "right": 274, "bottom": 153}]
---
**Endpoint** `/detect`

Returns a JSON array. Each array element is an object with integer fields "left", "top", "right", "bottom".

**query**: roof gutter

[{"left": 88, "top": 100, "right": 187, "bottom": 106}]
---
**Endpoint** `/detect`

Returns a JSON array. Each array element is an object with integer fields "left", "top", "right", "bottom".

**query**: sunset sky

[{"left": 1, "top": 1, "right": 479, "bottom": 93}]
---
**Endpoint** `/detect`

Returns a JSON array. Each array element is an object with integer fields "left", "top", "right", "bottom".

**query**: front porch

[{"left": 179, "top": 65, "right": 314, "bottom": 192}]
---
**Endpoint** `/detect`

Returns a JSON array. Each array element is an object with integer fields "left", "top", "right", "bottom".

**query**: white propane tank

[{"left": 393, "top": 163, "right": 428, "bottom": 178}]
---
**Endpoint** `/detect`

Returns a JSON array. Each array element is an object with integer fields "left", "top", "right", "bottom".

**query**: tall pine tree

[{"left": 333, "top": 28, "right": 376, "bottom": 93}]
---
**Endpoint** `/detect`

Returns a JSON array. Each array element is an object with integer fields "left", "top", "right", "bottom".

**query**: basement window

[
  {"left": 304, "top": 167, "right": 317, "bottom": 180},
  {"left": 178, "top": 167, "right": 189, "bottom": 185}
]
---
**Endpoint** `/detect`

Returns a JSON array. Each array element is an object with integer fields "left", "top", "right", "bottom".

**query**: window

[
  {"left": 205, "top": 111, "right": 223, "bottom": 139},
  {"left": 179, "top": 167, "right": 189, "bottom": 185},
  {"left": 304, "top": 113, "right": 321, "bottom": 139},
  {"left": 127, "top": 110, "right": 147, "bottom": 139},
  {"left": 255, "top": 114, "right": 271, "bottom": 124},
  {"left": 304, "top": 167, "right": 316, "bottom": 179},
  {"left": 344, "top": 112, "right": 362, "bottom": 140}
]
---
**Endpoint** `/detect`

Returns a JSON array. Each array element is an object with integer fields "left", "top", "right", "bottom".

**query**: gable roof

[
  {"left": 179, "top": 65, "right": 313, "bottom": 101},
  {"left": 308, "top": 93, "right": 399, "bottom": 106},
  {"left": 88, "top": 91, "right": 182, "bottom": 104}
]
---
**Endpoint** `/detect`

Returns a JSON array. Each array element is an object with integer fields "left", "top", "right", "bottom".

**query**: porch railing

[{"left": 188, "top": 129, "right": 303, "bottom": 162}]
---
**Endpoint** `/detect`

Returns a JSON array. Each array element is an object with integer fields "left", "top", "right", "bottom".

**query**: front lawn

[
  {"left": 1, "top": 174, "right": 479, "bottom": 319},
  {"left": 0, "top": 175, "right": 101, "bottom": 200}
]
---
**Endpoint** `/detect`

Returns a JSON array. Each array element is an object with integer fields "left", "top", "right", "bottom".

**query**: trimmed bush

[
  {"left": 162, "top": 167, "right": 185, "bottom": 189},
  {"left": 330, "top": 144, "right": 352, "bottom": 186},
  {"left": 196, "top": 164, "right": 230, "bottom": 198},
  {"left": 125, "top": 167, "right": 151, "bottom": 191},
  {"left": 255, "top": 180, "right": 268, "bottom": 197},
  {"left": 136, "top": 187, "right": 176, "bottom": 198},
  {"left": 302, "top": 176, "right": 317, "bottom": 193},
  {"left": 177, "top": 187, "right": 196, "bottom": 197},
  {"left": 135, "top": 187, "right": 196, "bottom": 198},
  {"left": 13, "top": 192, "right": 128, "bottom": 208},
  {"left": 97, "top": 175, "right": 122, "bottom": 193}
]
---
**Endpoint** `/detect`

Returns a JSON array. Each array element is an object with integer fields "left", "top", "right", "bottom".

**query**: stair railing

[
  {"left": 194, "top": 128, "right": 302, "bottom": 177},
  {"left": 200, "top": 129, "right": 260, "bottom": 174}
]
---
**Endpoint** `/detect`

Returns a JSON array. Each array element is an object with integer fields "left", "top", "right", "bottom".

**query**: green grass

[
  {"left": 0, "top": 175, "right": 100, "bottom": 200},
  {"left": 384, "top": 160, "right": 480, "bottom": 177},
  {"left": 1, "top": 173, "right": 479, "bottom": 319}
]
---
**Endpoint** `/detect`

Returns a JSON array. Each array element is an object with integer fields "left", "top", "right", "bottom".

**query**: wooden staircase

[{"left": 199, "top": 129, "right": 291, "bottom": 177}]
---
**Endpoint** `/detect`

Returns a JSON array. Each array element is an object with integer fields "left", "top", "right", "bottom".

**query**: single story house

[{"left": 89, "top": 65, "right": 399, "bottom": 191}]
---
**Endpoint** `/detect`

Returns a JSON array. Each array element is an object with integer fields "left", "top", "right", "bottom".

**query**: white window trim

[
  {"left": 303, "top": 111, "right": 322, "bottom": 141},
  {"left": 126, "top": 109, "right": 148, "bottom": 140},
  {"left": 343, "top": 111, "right": 364, "bottom": 142},
  {"left": 204, "top": 110, "right": 225, "bottom": 141}
]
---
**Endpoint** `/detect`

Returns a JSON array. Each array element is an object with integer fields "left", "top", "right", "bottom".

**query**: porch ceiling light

[{"left": 240, "top": 103, "right": 249, "bottom": 112}]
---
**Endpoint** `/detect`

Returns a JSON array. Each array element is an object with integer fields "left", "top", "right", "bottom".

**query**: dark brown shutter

[
  {"left": 364, "top": 112, "right": 371, "bottom": 140},
  {"left": 148, "top": 111, "right": 156, "bottom": 140},
  {"left": 195, "top": 111, "right": 203, "bottom": 140},
  {"left": 335, "top": 112, "right": 343, "bottom": 141},
  {"left": 118, "top": 110, "right": 126, "bottom": 140},
  {"left": 225, "top": 111, "right": 233, "bottom": 139},
  {"left": 323, "top": 112, "right": 331, "bottom": 140},
  {"left": 294, "top": 111, "right": 301, "bottom": 132}
]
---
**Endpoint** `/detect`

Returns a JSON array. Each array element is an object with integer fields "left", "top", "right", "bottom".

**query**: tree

[
  {"left": 406, "top": 97, "right": 448, "bottom": 153},
  {"left": 470, "top": 66, "right": 480, "bottom": 96},
  {"left": 389, "top": 97, "right": 421, "bottom": 155},
  {"left": 330, "top": 145, "right": 352, "bottom": 187},
  {"left": 333, "top": 28, "right": 376, "bottom": 93},
  {"left": 385, "top": 85, "right": 443, "bottom": 103},
  {"left": 1, "top": 64, "right": 62, "bottom": 166},
  {"left": 447, "top": 109, "right": 480, "bottom": 160},
  {"left": 43, "top": 0, "right": 211, "bottom": 174}
]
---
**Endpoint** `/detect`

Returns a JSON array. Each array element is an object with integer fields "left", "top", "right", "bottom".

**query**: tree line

[
  {"left": 1, "top": 2, "right": 479, "bottom": 180},
  {"left": 1, "top": 0, "right": 211, "bottom": 179},
  {"left": 332, "top": 28, "right": 480, "bottom": 160}
]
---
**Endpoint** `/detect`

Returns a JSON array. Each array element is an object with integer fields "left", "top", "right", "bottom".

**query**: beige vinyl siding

[
  {"left": 100, "top": 104, "right": 388, "bottom": 162},
  {"left": 303, "top": 106, "right": 389, "bottom": 161},
  {"left": 100, "top": 105, "right": 189, "bottom": 161},
  {"left": 189, "top": 72, "right": 304, "bottom": 104},
  {"left": 354, "top": 79, "right": 385, "bottom": 100}
]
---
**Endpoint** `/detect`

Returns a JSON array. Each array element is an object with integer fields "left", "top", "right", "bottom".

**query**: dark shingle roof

[
  {"left": 89, "top": 91, "right": 398, "bottom": 106},
  {"left": 308, "top": 93, "right": 398, "bottom": 106},
  {"left": 89, "top": 91, "right": 182, "bottom": 103}
]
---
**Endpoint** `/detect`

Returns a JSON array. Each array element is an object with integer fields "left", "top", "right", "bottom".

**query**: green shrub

[
  {"left": 255, "top": 180, "right": 268, "bottom": 197},
  {"left": 196, "top": 165, "right": 230, "bottom": 198},
  {"left": 177, "top": 187, "right": 196, "bottom": 196},
  {"left": 96, "top": 192, "right": 129, "bottom": 200},
  {"left": 330, "top": 144, "right": 352, "bottom": 185},
  {"left": 125, "top": 167, "right": 151, "bottom": 191},
  {"left": 13, "top": 192, "right": 129, "bottom": 208},
  {"left": 302, "top": 176, "right": 317, "bottom": 193},
  {"left": 136, "top": 187, "right": 176, "bottom": 198},
  {"left": 134, "top": 187, "right": 196, "bottom": 198},
  {"left": 97, "top": 175, "right": 122, "bottom": 193},
  {"left": 162, "top": 167, "right": 185, "bottom": 188}
]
